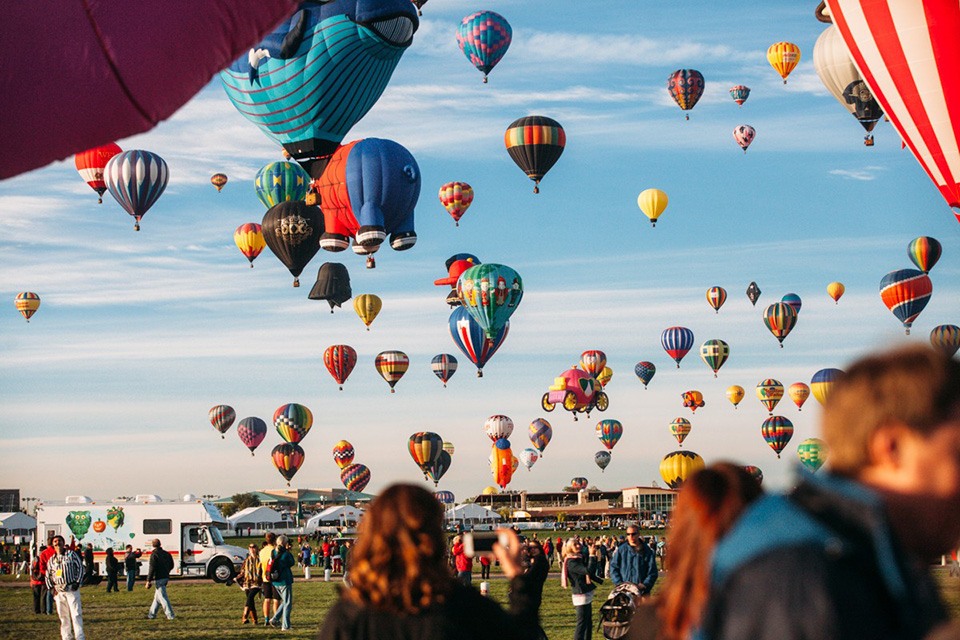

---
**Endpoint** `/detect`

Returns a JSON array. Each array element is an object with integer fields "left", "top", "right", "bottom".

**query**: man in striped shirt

[{"left": 45, "top": 535, "right": 86, "bottom": 640}]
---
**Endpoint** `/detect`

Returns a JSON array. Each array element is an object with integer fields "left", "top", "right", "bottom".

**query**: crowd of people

[{"left": 17, "top": 345, "right": 960, "bottom": 639}]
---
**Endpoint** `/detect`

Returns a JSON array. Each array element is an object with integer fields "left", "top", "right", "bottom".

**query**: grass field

[{"left": 3, "top": 564, "right": 960, "bottom": 640}]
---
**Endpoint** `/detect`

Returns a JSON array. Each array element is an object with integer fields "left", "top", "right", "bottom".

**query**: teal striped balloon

[
  {"left": 456, "top": 264, "right": 523, "bottom": 339},
  {"left": 254, "top": 162, "right": 310, "bottom": 209}
]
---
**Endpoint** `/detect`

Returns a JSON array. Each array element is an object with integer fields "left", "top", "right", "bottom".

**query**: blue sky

[{"left": 1, "top": 0, "right": 957, "bottom": 504}]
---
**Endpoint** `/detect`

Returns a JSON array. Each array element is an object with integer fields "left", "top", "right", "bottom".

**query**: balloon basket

[
  {"left": 685, "top": 114, "right": 689, "bottom": 121},
  {"left": 221, "top": 435, "right": 225, "bottom": 440},
  {"left": 483, "top": 76, "right": 488, "bottom": 84},
  {"left": 293, "top": 279, "right": 300, "bottom": 288},
  {"left": 249, "top": 263, "right": 254, "bottom": 268},
  {"left": 338, "top": 386, "right": 343, "bottom": 391},
  {"left": 97, "top": 197, "right": 103, "bottom": 204},
  {"left": 390, "top": 388, "right": 395, "bottom": 394},
  {"left": 476, "top": 370, "right": 483, "bottom": 378},
  {"left": 250, "top": 452, "right": 255, "bottom": 457}
]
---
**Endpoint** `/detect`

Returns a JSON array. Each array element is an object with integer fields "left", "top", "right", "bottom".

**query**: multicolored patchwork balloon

[
  {"left": 237, "top": 417, "right": 267, "bottom": 455},
  {"left": 706, "top": 287, "right": 727, "bottom": 313},
  {"left": 274, "top": 403, "right": 313, "bottom": 444},
  {"left": 756, "top": 379, "right": 784, "bottom": 415},
  {"left": 931, "top": 325, "right": 960, "bottom": 358},
  {"left": 634, "top": 361, "right": 656, "bottom": 388},
  {"left": 670, "top": 417, "right": 692, "bottom": 446},
  {"left": 254, "top": 161, "right": 310, "bottom": 209},
  {"left": 457, "top": 263, "right": 523, "bottom": 339},
  {"left": 438, "top": 181, "right": 474, "bottom": 226},
  {"left": 529, "top": 418, "right": 552, "bottom": 454},
  {"left": 763, "top": 302, "right": 798, "bottom": 347},
  {"left": 332, "top": 440, "right": 355, "bottom": 469},
  {"left": 761, "top": 416, "right": 794, "bottom": 458},
  {"left": 408, "top": 432, "right": 443, "bottom": 476},
  {"left": 797, "top": 438, "right": 828, "bottom": 473},
  {"left": 879, "top": 269, "right": 932, "bottom": 335},
  {"left": 700, "top": 339, "right": 730, "bottom": 377},
  {"left": 340, "top": 463, "right": 370, "bottom": 493},
  {"left": 456, "top": 11, "right": 512, "bottom": 83},
  {"left": 570, "top": 477, "right": 589, "bottom": 491},
  {"left": 209, "top": 405, "right": 236, "bottom": 439},
  {"left": 596, "top": 419, "right": 623, "bottom": 450},
  {"left": 431, "top": 354, "right": 458, "bottom": 387}
]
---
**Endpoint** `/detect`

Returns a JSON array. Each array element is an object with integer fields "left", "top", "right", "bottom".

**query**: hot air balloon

[
  {"left": 733, "top": 125, "right": 756, "bottom": 153},
  {"left": 797, "top": 438, "right": 828, "bottom": 473},
  {"left": 661, "top": 327, "right": 695, "bottom": 368},
  {"left": 756, "top": 379, "right": 784, "bottom": 415},
  {"left": 580, "top": 350, "right": 607, "bottom": 379},
  {"left": 681, "top": 390, "right": 706, "bottom": 413},
  {"left": 504, "top": 116, "right": 565, "bottom": 193},
  {"left": 431, "top": 354, "right": 458, "bottom": 387},
  {"left": 635, "top": 362, "right": 656, "bottom": 388},
  {"left": 767, "top": 42, "right": 801, "bottom": 83},
  {"left": 234, "top": 223, "right": 265, "bottom": 268},
  {"left": 879, "top": 269, "right": 932, "bottom": 335},
  {"left": 340, "top": 463, "right": 371, "bottom": 493},
  {"left": 729, "top": 85, "right": 750, "bottom": 106},
  {"left": 408, "top": 431, "right": 443, "bottom": 477},
  {"left": 261, "top": 200, "right": 324, "bottom": 287},
  {"left": 667, "top": 69, "right": 705, "bottom": 119},
  {"left": 597, "top": 366, "right": 614, "bottom": 388},
  {"left": 309, "top": 263, "right": 352, "bottom": 312},
  {"left": 700, "top": 339, "right": 730, "bottom": 377},
  {"left": 484, "top": 415, "right": 515, "bottom": 442},
  {"left": 931, "top": 325, "right": 960, "bottom": 358},
  {"left": 75, "top": 143, "right": 122, "bottom": 203},
  {"left": 209, "top": 405, "right": 236, "bottom": 439},
  {"left": 14, "top": 292, "right": 40, "bottom": 322},
  {"left": 426, "top": 451, "right": 451, "bottom": 486},
  {"left": 491, "top": 438, "right": 514, "bottom": 489},
  {"left": 743, "top": 465, "right": 763, "bottom": 485},
  {"left": 813, "top": 24, "right": 885, "bottom": 146},
  {"left": 788, "top": 382, "right": 811, "bottom": 411},
  {"left": 456, "top": 10, "right": 511, "bottom": 83},
  {"left": 746, "top": 281, "right": 762, "bottom": 306},
  {"left": 761, "top": 416, "right": 794, "bottom": 458},
  {"left": 706, "top": 287, "right": 727, "bottom": 313},
  {"left": 827, "top": 281, "right": 845, "bottom": 304},
  {"left": 763, "top": 302, "right": 798, "bottom": 347},
  {"left": 670, "top": 417, "right": 692, "bottom": 446},
  {"left": 518, "top": 448, "right": 539, "bottom": 471},
  {"left": 638, "top": 189, "right": 669, "bottom": 227},
  {"left": 274, "top": 403, "right": 313, "bottom": 444},
  {"left": 825, "top": 1, "right": 960, "bottom": 211},
  {"left": 438, "top": 182, "right": 474, "bottom": 226},
  {"left": 272, "top": 443, "right": 305, "bottom": 485},
  {"left": 529, "top": 418, "right": 552, "bottom": 454},
  {"left": 595, "top": 451, "right": 612, "bottom": 472},
  {"left": 323, "top": 345, "right": 357, "bottom": 390},
  {"left": 435, "top": 254, "right": 481, "bottom": 299},
  {"left": 457, "top": 263, "right": 523, "bottom": 339},
  {"left": 210, "top": 173, "right": 228, "bottom": 192},
  {"left": 781, "top": 293, "right": 802, "bottom": 315},
  {"left": 375, "top": 351, "right": 409, "bottom": 393},
  {"left": 103, "top": 150, "right": 169, "bottom": 231},
  {"left": 237, "top": 417, "right": 267, "bottom": 456},
  {"left": 254, "top": 161, "right": 310, "bottom": 208},
  {"left": 449, "top": 307, "right": 509, "bottom": 377},
  {"left": 352, "top": 294, "right": 382, "bottom": 331},
  {"left": 811, "top": 368, "right": 844, "bottom": 406},
  {"left": 570, "top": 477, "right": 589, "bottom": 491},
  {"left": 332, "top": 440, "right": 355, "bottom": 469},
  {"left": 660, "top": 451, "right": 704, "bottom": 489},
  {"left": 220, "top": 1, "right": 419, "bottom": 180},
  {"left": 443, "top": 442, "right": 455, "bottom": 458},
  {"left": 596, "top": 420, "right": 623, "bottom": 450},
  {"left": 726, "top": 385, "right": 745, "bottom": 409},
  {"left": 908, "top": 237, "right": 942, "bottom": 274},
  {"left": 482, "top": 486, "right": 499, "bottom": 496},
  {"left": 434, "top": 490, "right": 455, "bottom": 505}
]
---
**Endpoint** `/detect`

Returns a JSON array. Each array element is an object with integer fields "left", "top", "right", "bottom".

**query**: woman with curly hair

[{"left": 317, "top": 483, "right": 547, "bottom": 640}]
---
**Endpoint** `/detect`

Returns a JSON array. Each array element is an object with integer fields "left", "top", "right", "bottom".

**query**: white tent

[
  {"left": 227, "top": 506, "right": 286, "bottom": 533},
  {"left": 0, "top": 512, "right": 36, "bottom": 536},
  {"left": 446, "top": 504, "right": 501, "bottom": 530},
  {"left": 303, "top": 506, "right": 364, "bottom": 533}
]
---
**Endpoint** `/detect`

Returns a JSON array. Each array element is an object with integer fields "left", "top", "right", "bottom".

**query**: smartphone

[{"left": 462, "top": 531, "right": 503, "bottom": 558}]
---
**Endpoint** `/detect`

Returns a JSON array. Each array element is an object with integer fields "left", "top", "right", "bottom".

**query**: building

[
  {"left": 0, "top": 512, "right": 36, "bottom": 538},
  {"left": 0, "top": 490, "right": 20, "bottom": 513},
  {"left": 621, "top": 486, "right": 678, "bottom": 520}
]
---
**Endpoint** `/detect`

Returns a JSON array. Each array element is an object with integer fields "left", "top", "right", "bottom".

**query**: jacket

[
  {"left": 270, "top": 547, "right": 295, "bottom": 586},
  {"left": 451, "top": 543, "right": 472, "bottom": 573},
  {"left": 699, "top": 472, "right": 949, "bottom": 640},
  {"left": 318, "top": 573, "right": 545, "bottom": 640},
  {"left": 608, "top": 542, "right": 658, "bottom": 592},
  {"left": 564, "top": 556, "right": 603, "bottom": 595},
  {"left": 240, "top": 554, "right": 262, "bottom": 590},
  {"left": 123, "top": 550, "right": 140, "bottom": 572},
  {"left": 104, "top": 553, "right": 120, "bottom": 575},
  {"left": 46, "top": 551, "right": 85, "bottom": 592},
  {"left": 147, "top": 547, "right": 174, "bottom": 581}
]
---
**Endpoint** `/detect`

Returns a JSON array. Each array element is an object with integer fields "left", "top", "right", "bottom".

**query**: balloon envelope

[
  {"left": 761, "top": 416, "right": 794, "bottom": 458},
  {"left": 14, "top": 292, "right": 40, "bottom": 322},
  {"left": 907, "top": 237, "right": 942, "bottom": 273},
  {"left": 272, "top": 443, "right": 305, "bottom": 484},
  {"left": 661, "top": 327, "right": 695, "bottom": 368},
  {"left": 261, "top": 201, "right": 324, "bottom": 287},
  {"left": 879, "top": 269, "right": 932, "bottom": 335},
  {"left": 767, "top": 41, "right": 801, "bottom": 82},
  {"left": 75, "top": 143, "right": 122, "bottom": 202},
  {"left": 595, "top": 451, "right": 611, "bottom": 472},
  {"left": 484, "top": 415, "right": 515, "bottom": 441},
  {"left": 634, "top": 362, "right": 656, "bottom": 388},
  {"left": 529, "top": 419, "right": 553, "bottom": 454},
  {"left": 667, "top": 69, "right": 705, "bottom": 117},
  {"left": 811, "top": 368, "right": 844, "bottom": 406},
  {"left": 237, "top": 417, "right": 267, "bottom": 455},
  {"left": 234, "top": 223, "right": 266, "bottom": 267},
  {"left": 104, "top": 150, "right": 169, "bottom": 230},
  {"left": 504, "top": 115, "right": 565, "bottom": 192},
  {"left": 726, "top": 385, "right": 745, "bottom": 408},
  {"left": 660, "top": 450, "right": 704, "bottom": 489},
  {"left": 209, "top": 405, "right": 236, "bottom": 438},
  {"left": 827, "top": 281, "right": 845, "bottom": 303},
  {"left": 431, "top": 354, "right": 458, "bottom": 386},
  {"left": 308, "top": 263, "right": 352, "bottom": 311},
  {"left": 596, "top": 419, "right": 623, "bottom": 450},
  {"left": 456, "top": 11, "right": 512, "bottom": 82},
  {"left": 332, "top": 440, "right": 355, "bottom": 469},
  {"left": 797, "top": 438, "right": 828, "bottom": 473},
  {"left": 931, "top": 325, "right": 960, "bottom": 358},
  {"left": 449, "top": 307, "right": 509, "bottom": 376},
  {"left": 756, "top": 379, "right": 784, "bottom": 414},
  {"left": 273, "top": 403, "right": 313, "bottom": 444},
  {"left": 254, "top": 162, "right": 310, "bottom": 209},
  {"left": 375, "top": 351, "right": 409, "bottom": 392},
  {"left": 638, "top": 189, "right": 669, "bottom": 226},
  {"left": 324, "top": 345, "right": 358, "bottom": 389},
  {"left": 340, "top": 463, "right": 370, "bottom": 493}
]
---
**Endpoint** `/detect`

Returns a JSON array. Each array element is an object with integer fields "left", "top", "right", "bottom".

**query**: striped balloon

[
  {"left": 596, "top": 419, "right": 623, "bottom": 450},
  {"left": 742, "top": 465, "right": 763, "bottom": 485},
  {"left": 103, "top": 150, "right": 169, "bottom": 231},
  {"left": 324, "top": 344, "right": 357, "bottom": 390},
  {"left": 907, "top": 236, "right": 942, "bottom": 274},
  {"left": 504, "top": 116, "right": 566, "bottom": 193},
  {"left": 408, "top": 432, "right": 443, "bottom": 474},
  {"left": 661, "top": 327, "right": 695, "bottom": 368},
  {"left": 272, "top": 443, "right": 305, "bottom": 485},
  {"left": 456, "top": 11, "right": 512, "bottom": 82},
  {"left": 756, "top": 379, "right": 784, "bottom": 414},
  {"left": 706, "top": 287, "right": 727, "bottom": 313},
  {"left": 234, "top": 223, "right": 265, "bottom": 268},
  {"left": 729, "top": 85, "right": 750, "bottom": 106},
  {"left": 761, "top": 416, "right": 794, "bottom": 458},
  {"left": 767, "top": 41, "right": 801, "bottom": 83},
  {"left": 670, "top": 417, "right": 692, "bottom": 446},
  {"left": 659, "top": 451, "right": 704, "bottom": 489},
  {"left": 254, "top": 162, "right": 310, "bottom": 209},
  {"left": 763, "top": 302, "right": 798, "bottom": 347},
  {"left": 667, "top": 69, "right": 705, "bottom": 119},
  {"left": 699, "top": 339, "right": 730, "bottom": 377},
  {"left": 879, "top": 269, "right": 932, "bottom": 335},
  {"left": 529, "top": 418, "right": 553, "bottom": 454},
  {"left": 273, "top": 403, "right": 313, "bottom": 444},
  {"left": 435, "top": 490, "right": 455, "bottom": 505},
  {"left": 237, "top": 417, "right": 267, "bottom": 455},
  {"left": 634, "top": 361, "right": 656, "bottom": 388},
  {"left": 431, "top": 354, "right": 458, "bottom": 387},
  {"left": 449, "top": 307, "right": 509, "bottom": 377},
  {"left": 930, "top": 325, "right": 960, "bottom": 358},
  {"left": 797, "top": 438, "right": 828, "bottom": 473},
  {"left": 825, "top": 1, "right": 960, "bottom": 212},
  {"left": 208, "top": 405, "right": 236, "bottom": 439},
  {"left": 811, "top": 368, "right": 845, "bottom": 406},
  {"left": 570, "top": 477, "right": 589, "bottom": 491},
  {"left": 75, "top": 142, "right": 121, "bottom": 202},
  {"left": 443, "top": 441, "right": 455, "bottom": 457},
  {"left": 332, "top": 440, "right": 355, "bottom": 469},
  {"left": 484, "top": 415, "right": 514, "bottom": 442},
  {"left": 375, "top": 351, "right": 409, "bottom": 392},
  {"left": 14, "top": 292, "right": 40, "bottom": 322},
  {"left": 340, "top": 463, "right": 370, "bottom": 493},
  {"left": 781, "top": 293, "right": 802, "bottom": 315},
  {"left": 580, "top": 350, "right": 607, "bottom": 378},
  {"left": 438, "top": 182, "right": 474, "bottom": 226}
]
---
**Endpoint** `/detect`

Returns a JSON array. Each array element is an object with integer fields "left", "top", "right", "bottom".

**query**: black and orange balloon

[
  {"left": 504, "top": 115, "right": 565, "bottom": 193},
  {"left": 261, "top": 201, "right": 324, "bottom": 287},
  {"left": 272, "top": 443, "right": 305, "bottom": 485}
]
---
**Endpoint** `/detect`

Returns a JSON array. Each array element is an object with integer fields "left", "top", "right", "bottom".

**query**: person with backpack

[
  {"left": 145, "top": 538, "right": 175, "bottom": 620},
  {"left": 267, "top": 535, "right": 296, "bottom": 631},
  {"left": 562, "top": 538, "right": 604, "bottom": 640},
  {"left": 258, "top": 533, "right": 279, "bottom": 626}
]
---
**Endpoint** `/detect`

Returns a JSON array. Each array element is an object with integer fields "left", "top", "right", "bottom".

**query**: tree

[{"left": 220, "top": 492, "right": 260, "bottom": 517}]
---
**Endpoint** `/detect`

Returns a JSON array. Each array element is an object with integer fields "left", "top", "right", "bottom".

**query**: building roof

[
  {"left": 227, "top": 506, "right": 285, "bottom": 525},
  {"left": 0, "top": 512, "right": 36, "bottom": 529}
]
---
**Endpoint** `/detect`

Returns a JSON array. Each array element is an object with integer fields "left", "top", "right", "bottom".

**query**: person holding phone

[
  {"left": 317, "top": 484, "right": 548, "bottom": 640},
  {"left": 562, "top": 539, "right": 604, "bottom": 640}
]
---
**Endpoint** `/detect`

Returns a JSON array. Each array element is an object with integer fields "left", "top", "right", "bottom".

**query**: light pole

[{"left": 20, "top": 497, "right": 38, "bottom": 516}]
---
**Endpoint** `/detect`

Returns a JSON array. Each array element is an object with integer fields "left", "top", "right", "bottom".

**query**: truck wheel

[{"left": 209, "top": 558, "right": 234, "bottom": 583}]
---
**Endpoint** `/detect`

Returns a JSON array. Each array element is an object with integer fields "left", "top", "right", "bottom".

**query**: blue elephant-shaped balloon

[
  {"left": 316, "top": 138, "right": 420, "bottom": 265},
  {"left": 220, "top": 0, "right": 419, "bottom": 178}
]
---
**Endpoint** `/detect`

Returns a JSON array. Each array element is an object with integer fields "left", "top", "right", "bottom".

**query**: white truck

[{"left": 35, "top": 495, "right": 247, "bottom": 583}]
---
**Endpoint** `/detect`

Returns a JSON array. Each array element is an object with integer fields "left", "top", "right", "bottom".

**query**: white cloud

[{"left": 829, "top": 166, "right": 886, "bottom": 181}]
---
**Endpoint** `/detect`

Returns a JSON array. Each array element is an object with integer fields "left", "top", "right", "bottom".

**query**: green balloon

[
  {"left": 456, "top": 264, "right": 523, "bottom": 339},
  {"left": 254, "top": 161, "right": 310, "bottom": 209},
  {"left": 797, "top": 438, "right": 828, "bottom": 473}
]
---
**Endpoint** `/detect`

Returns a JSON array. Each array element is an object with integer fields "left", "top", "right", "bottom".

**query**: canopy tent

[
  {"left": 446, "top": 503, "right": 502, "bottom": 530},
  {"left": 303, "top": 506, "right": 364, "bottom": 533},
  {"left": 0, "top": 512, "right": 35, "bottom": 536},
  {"left": 227, "top": 506, "right": 287, "bottom": 532}
]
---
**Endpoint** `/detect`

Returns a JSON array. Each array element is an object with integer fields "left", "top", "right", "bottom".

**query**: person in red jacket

[
  {"left": 451, "top": 535, "right": 473, "bottom": 585},
  {"left": 38, "top": 543, "right": 56, "bottom": 614}
]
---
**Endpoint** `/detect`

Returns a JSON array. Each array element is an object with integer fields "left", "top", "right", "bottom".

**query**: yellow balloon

[
  {"left": 659, "top": 450, "right": 704, "bottom": 489},
  {"left": 597, "top": 366, "right": 613, "bottom": 387},
  {"left": 353, "top": 294, "right": 382, "bottom": 330},
  {"left": 637, "top": 188, "right": 669, "bottom": 227},
  {"left": 482, "top": 485, "right": 499, "bottom": 495},
  {"left": 827, "top": 281, "right": 845, "bottom": 304},
  {"left": 726, "top": 385, "right": 745, "bottom": 408},
  {"left": 767, "top": 41, "right": 801, "bottom": 83}
]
